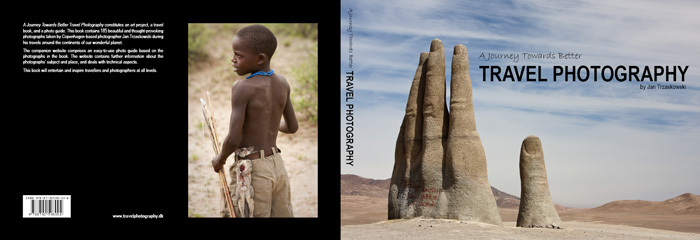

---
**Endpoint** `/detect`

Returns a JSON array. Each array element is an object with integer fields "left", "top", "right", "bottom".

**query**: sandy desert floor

[
  {"left": 341, "top": 195, "right": 388, "bottom": 225},
  {"left": 341, "top": 218, "right": 700, "bottom": 240},
  {"left": 187, "top": 24, "right": 317, "bottom": 217},
  {"left": 341, "top": 196, "right": 700, "bottom": 239},
  {"left": 504, "top": 208, "right": 700, "bottom": 234}
]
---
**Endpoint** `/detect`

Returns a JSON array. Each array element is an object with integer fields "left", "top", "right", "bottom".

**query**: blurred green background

[{"left": 188, "top": 23, "right": 318, "bottom": 123}]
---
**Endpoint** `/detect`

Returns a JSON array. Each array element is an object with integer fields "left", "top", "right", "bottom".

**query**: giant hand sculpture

[{"left": 389, "top": 39, "right": 502, "bottom": 225}]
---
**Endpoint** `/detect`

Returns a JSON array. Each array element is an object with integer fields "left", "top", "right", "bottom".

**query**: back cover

[{"left": 11, "top": 3, "right": 340, "bottom": 234}]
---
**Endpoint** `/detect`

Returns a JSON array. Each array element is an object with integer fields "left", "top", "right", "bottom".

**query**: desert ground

[
  {"left": 187, "top": 24, "right": 317, "bottom": 217},
  {"left": 341, "top": 174, "right": 700, "bottom": 239},
  {"left": 341, "top": 218, "right": 700, "bottom": 240}
]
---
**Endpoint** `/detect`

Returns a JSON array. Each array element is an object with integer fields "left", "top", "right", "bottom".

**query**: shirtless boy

[{"left": 211, "top": 24, "right": 298, "bottom": 217}]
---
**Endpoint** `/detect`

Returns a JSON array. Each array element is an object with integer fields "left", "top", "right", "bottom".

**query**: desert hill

[
  {"left": 491, "top": 185, "right": 521, "bottom": 208},
  {"left": 341, "top": 174, "right": 700, "bottom": 233},
  {"left": 340, "top": 174, "right": 699, "bottom": 214},
  {"left": 340, "top": 174, "right": 391, "bottom": 198},
  {"left": 341, "top": 174, "right": 561, "bottom": 209},
  {"left": 556, "top": 192, "right": 700, "bottom": 233},
  {"left": 590, "top": 193, "right": 700, "bottom": 214}
]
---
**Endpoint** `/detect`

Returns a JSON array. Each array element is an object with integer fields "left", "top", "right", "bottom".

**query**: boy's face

[{"left": 231, "top": 36, "right": 260, "bottom": 76}]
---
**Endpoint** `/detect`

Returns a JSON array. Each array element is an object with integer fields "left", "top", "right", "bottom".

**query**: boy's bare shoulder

[
  {"left": 273, "top": 73, "right": 290, "bottom": 90},
  {"left": 232, "top": 78, "right": 259, "bottom": 89},
  {"left": 275, "top": 73, "right": 288, "bottom": 81},
  {"left": 230, "top": 80, "right": 255, "bottom": 100},
  {"left": 231, "top": 80, "right": 244, "bottom": 92},
  {"left": 230, "top": 74, "right": 289, "bottom": 95}
]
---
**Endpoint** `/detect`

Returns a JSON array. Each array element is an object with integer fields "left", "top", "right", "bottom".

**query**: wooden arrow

[{"left": 200, "top": 91, "right": 236, "bottom": 218}]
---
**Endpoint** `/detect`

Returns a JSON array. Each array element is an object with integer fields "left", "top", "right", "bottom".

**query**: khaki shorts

[{"left": 222, "top": 147, "right": 294, "bottom": 217}]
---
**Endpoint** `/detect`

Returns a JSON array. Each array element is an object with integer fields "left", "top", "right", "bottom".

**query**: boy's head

[{"left": 231, "top": 25, "right": 277, "bottom": 76}]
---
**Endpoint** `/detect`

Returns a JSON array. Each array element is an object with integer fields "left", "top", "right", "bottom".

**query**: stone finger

[
  {"left": 389, "top": 117, "right": 407, "bottom": 219},
  {"left": 390, "top": 51, "right": 428, "bottom": 219},
  {"left": 422, "top": 39, "right": 447, "bottom": 140},
  {"left": 448, "top": 44, "right": 477, "bottom": 136},
  {"left": 517, "top": 135, "right": 563, "bottom": 228},
  {"left": 406, "top": 52, "right": 430, "bottom": 184},
  {"left": 421, "top": 39, "right": 446, "bottom": 192},
  {"left": 393, "top": 117, "right": 406, "bottom": 175},
  {"left": 443, "top": 44, "right": 502, "bottom": 225},
  {"left": 403, "top": 52, "right": 429, "bottom": 144}
]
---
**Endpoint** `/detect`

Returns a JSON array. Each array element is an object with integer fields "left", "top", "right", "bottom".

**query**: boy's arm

[
  {"left": 212, "top": 82, "right": 248, "bottom": 172},
  {"left": 279, "top": 88, "right": 298, "bottom": 133}
]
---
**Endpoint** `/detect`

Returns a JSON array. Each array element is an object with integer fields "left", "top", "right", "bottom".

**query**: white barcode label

[{"left": 23, "top": 195, "right": 71, "bottom": 218}]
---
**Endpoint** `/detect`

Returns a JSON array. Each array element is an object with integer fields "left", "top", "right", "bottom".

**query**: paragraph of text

[{"left": 22, "top": 22, "right": 165, "bottom": 73}]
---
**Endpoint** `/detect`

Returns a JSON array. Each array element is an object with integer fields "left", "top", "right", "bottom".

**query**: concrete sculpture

[
  {"left": 389, "top": 39, "right": 502, "bottom": 225},
  {"left": 517, "top": 135, "right": 562, "bottom": 229}
]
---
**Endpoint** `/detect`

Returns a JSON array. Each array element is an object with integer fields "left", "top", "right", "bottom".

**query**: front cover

[{"left": 340, "top": 0, "right": 700, "bottom": 238}]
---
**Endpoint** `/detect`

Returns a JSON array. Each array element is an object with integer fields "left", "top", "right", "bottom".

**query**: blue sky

[{"left": 340, "top": 0, "right": 700, "bottom": 208}]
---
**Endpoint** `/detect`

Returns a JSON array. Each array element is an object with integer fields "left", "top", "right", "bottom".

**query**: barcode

[
  {"left": 23, "top": 195, "right": 71, "bottom": 218},
  {"left": 30, "top": 200, "right": 63, "bottom": 215}
]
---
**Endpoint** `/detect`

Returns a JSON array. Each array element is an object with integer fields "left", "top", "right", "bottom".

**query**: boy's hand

[{"left": 211, "top": 155, "right": 225, "bottom": 172}]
